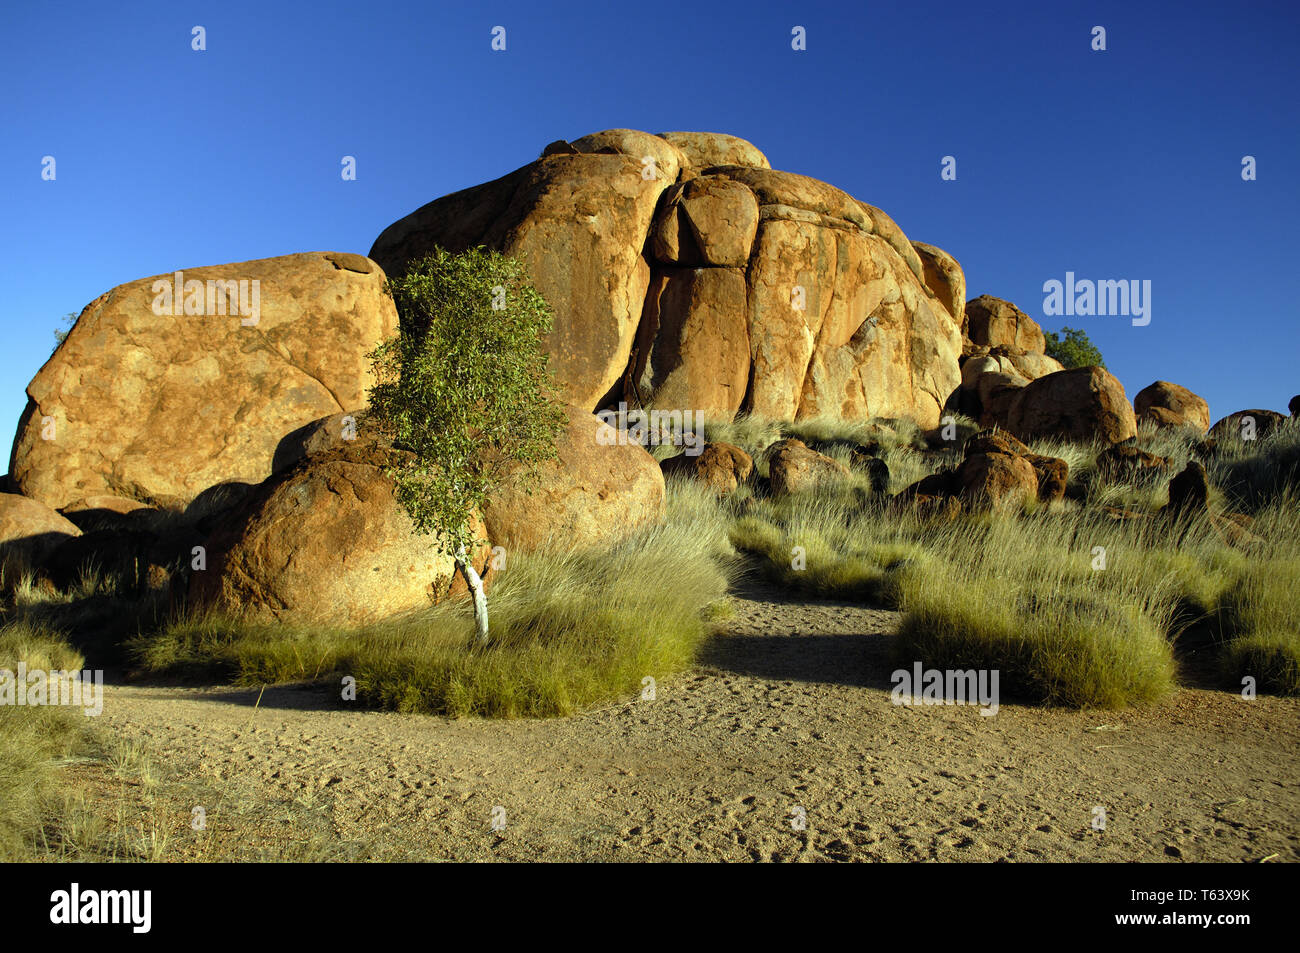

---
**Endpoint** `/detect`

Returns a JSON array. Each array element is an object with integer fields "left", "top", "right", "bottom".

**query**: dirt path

[{"left": 94, "top": 584, "right": 1300, "bottom": 862}]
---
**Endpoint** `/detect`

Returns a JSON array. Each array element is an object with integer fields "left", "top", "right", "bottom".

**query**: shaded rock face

[
  {"left": 0, "top": 492, "right": 82, "bottom": 565},
  {"left": 1209, "top": 409, "right": 1287, "bottom": 442},
  {"left": 660, "top": 442, "right": 753, "bottom": 495},
  {"left": 369, "top": 130, "right": 961, "bottom": 430},
  {"left": 1008, "top": 367, "right": 1137, "bottom": 444},
  {"left": 9, "top": 252, "right": 398, "bottom": 511},
  {"left": 1166, "top": 460, "right": 1209, "bottom": 516},
  {"left": 482, "top": 405, "right": 666, "bottom": 553},
  {"left": 1096, "top": 445, "right": 1170, "bottom": 484},
  {"left": 766, "top": 439, "right": 850, "bottom": 496},
  {"left": 1291, "top": 395, "right": 1300, "bottom": 417},
  {"left": 189, "top": 450, "right": 492, "bottom": 627},
  {"left": 1134, "top": 381, "right": 1210, "bottom": 432}
]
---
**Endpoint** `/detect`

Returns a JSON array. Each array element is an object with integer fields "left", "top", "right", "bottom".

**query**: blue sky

[{"left": 3, "top": 0, "right": 1297, "bottom": 458}]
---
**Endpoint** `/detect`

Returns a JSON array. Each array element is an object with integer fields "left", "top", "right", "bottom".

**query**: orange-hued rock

[
  {"left": 958, "top": 451, "right": 1039, "bottom": 511},
  {"left": 370, "top": 147, "right": 674, "bottom": 412},
  {"left": 1008, "top": 366, "right": 1137, "bottom": 444},
  {"left": 482, "top": 405, "right": 665, "bottom": 553},
  {"left": 964, "top": 295, "right": 1047, "bottom": 353},
  {"left": 1134, "top": 381, "right": 1211, "bottom": 432},
  {"left": 631, "top": 267, "right": 750, "bottom": 418},
  {"left": 189, "top": 451, "right": 491, "bottom": 627},
  {"left": 9, "top": 252, "right": 397, "bottom": 510},
  {"left": 0, "top": 491, "right": 82, "bottom": 564},
  {"left": 656, "top": 131, "right": 771, "bottom": 171},
  {"left": 660, "top": 442, "right": 754, "bottom": 495},
  {"left": 651, "top": 175, "right": 759, "bottom": 267},
  {"left": 912, "top": 241, "right": 966, "bottom": 327},
  {"left": 766, "top": 438, "right": 850, "bottom": 496}
]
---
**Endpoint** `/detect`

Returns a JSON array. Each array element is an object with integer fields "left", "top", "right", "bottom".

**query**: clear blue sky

[{"left": 3, "top": 0, "right": 1297, "bottom": 459}]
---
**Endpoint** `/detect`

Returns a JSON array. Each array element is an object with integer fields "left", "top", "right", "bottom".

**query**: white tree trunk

[{"left": 456, "top": 545, "right": 489, "bottom": 645}]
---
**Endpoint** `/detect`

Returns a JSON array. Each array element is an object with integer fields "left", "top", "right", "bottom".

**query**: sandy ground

[{"left": 91, "top": 583, "right": 1299, "bottom": 862}]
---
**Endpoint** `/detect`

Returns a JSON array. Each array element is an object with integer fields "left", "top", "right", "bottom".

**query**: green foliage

[
  {"left": 52, "top": 312, "right": 76, "bottom": 351},
  {"left": 1044, "top": 325, "right": 1105, "bottom": 369},
  {"left": 368, "top": 247, "right": 567, "bottom": 560}
]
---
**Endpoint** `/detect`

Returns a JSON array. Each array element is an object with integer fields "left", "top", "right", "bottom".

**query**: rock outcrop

[
  {"left": 1209, "top": 409, "right": 1287, "bottom": 442},
  {"left": 9, "top": 253, "right": 398, "bottom": 511},
  {"left": 370, "top": 129, "right": 962, "bottom": 430}
]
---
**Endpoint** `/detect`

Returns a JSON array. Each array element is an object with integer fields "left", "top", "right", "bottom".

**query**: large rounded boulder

[
  {"left": 483, "top": 405, "right": 666, "bottom": 553},
  {"left": 1134, "top": 381, "right": 1210, "bottom": 432},
  {"left": 189, "top": 445, "right": 490, "bottom": 627},
  {"left": 9, "top": 252, "right": 398, "bottom": 511},
  {"left": 1007, "top": 366, "right": 1137, "bottom": 444}
]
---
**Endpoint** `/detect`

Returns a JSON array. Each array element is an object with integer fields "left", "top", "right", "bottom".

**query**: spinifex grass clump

[{"left": 0, "top": 623, "right": 88, "bottom": 859}]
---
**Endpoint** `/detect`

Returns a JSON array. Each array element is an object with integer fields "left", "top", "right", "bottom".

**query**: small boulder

[
  {"left": 190, "top": 452, "right": 491, "bottom": 627},
  {"left": 958, "top": 452, "right": 1039, "bottom": 511},
  {"left": 964, "top": 296, "right": 1046, "bottom": 353},
  {"left": 660, "top": 442, "right": 753, "bottom": 495},
  {"left": 1166, "top": 460, "right": 1210, "bottom": 517},
  {"left": 766, "top": 439, "right": 850, "bottom": 496},
  {"left": 1290, "top": 395, "right": 1300, "bottom": 417},
  {"left": 1096, "top": 445, "right": 1170, "bottom": 484},
  {"left": 1134, "top": 381, "right": 1210, "bottom": 433}
]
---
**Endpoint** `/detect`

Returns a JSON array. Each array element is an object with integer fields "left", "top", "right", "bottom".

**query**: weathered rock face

[
  {"left": 1290, "top": 395, "right": 1300, "bottom": 417},
  {"left": 650, "top": 175, "right": 759, "bottom": 267},
  {"left": 482, "top": 405, "right": 665, "bottom": 553},
  {"left": 189, "top": 450, "right": 491, "bottom": 627},
  {"left": 9, "top": 252, "right": 398, "bottom": 511},
  {"left": 370, "top": 140, "right": 676, "bottom": 412},
  {"left": 630, "top": 267, "right": 750, "bottom": 418},
  {"left": 912, "top": 242, "right": 966, "bottom": 327},
  {"left": 660, "top": 442, "right": 753, "bottom": 495},
  {"left": 1008, "top": 367, "right": 1137, "bottom": 444},
  {"left": 1209, "top": 409, "right": 1287, "bottom": 442},
  {"left": 656, "top": 131, "right": 771, "bottom": 171},
  {"left": 1134, "top": 381, "right": 1210, "bottom": 432},
  {"left": 0, "top": 492, "right": 82, "bottom": 565},
  {"left": 965, "top": 296, "right": 1047, "bottom": 353},
  {"left": 370, "top": 130, "right": 961, "bottom": 430},
  {"left": 766, "top": 438, "right": 850, "bottom": 496}
]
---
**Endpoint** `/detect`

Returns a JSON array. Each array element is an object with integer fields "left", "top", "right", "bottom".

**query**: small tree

[
  {"left": 367, "top": 247, "right": 566, "bottom": 645},
  {"left": 1044, "top": 326, "right": 1105, "bottom": 369},
  {"left": 52, "top": 312, "right": 76, "bottom": 350}
]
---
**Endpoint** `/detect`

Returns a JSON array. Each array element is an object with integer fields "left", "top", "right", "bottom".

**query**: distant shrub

[{"left": 1044, "top": 326, "right": 1105, "bottom": 369}]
